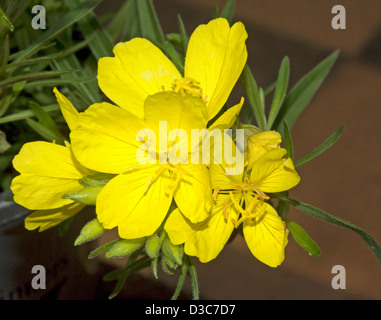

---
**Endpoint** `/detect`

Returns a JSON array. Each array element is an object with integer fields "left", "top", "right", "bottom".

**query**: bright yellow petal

[
  {"left": 25, "top": 203, "right": 85, "bottom": 231},
  {"left": 250, "top": 148, "right": 300, "bottom": 193},
  {"left": 185, "top": 18, "right": 248, "bottom": 120},
  {"left": 208, "top": 97, "right": 244, "bottom": 130},
  {"left": 165, "top": 194, "right": 238, "bottom": 263},
  {"left": 11, "top": 174, "right": 81, "bottom": 210},
  {"left": 70, "top": 102, "right": 145, "bottom": 173},
  {"left": 209, "top": 132, "right": 244, "bottom": 190},
  {"left": 243, "top": 202, "right": 288, "bottom": 267},
  {"left": 53, "top": 87, "right": 79, "bottom": 131},
  {"left": 12, "top": 141, "right": 89, "bottom": 179},
  {"left": 174, "top": 164, "right": 212, "bottom": 223},
  {"left": 98, "top": 38, "right": 182, "bottom": 118},
  {"left": 96, "top": 166, "right": 172, "bottom": 239}
]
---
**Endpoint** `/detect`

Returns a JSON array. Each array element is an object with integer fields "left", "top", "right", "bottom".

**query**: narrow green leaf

[
  {"left": 267, "top": 56, "right": 290, "bottom": 130},
  {"left": 66, "top": 0, "right": 113, "bottom": 60},
  {"left": 286, "top": 220, "right": 321, "bottom": 257},
  {"left": 171, "top": 262, "right": 188, "bottom": 300},
  {"left": 108, "top": 250, "right": 140, "bottom": 299},
  {"left": 240, "top": 64, "right": 267, "bottom": 130},
  {"left": 187, "top": 255, "right": 199, "bottom": 300},
  {"left": 13, "top": 0, "right": 102, "bottom": 62},
  {"left": 177, "top": 14, "right": 189, "bottom": 53},
  {"left": 136, "top": 0, "right": 165, "bottom": 47},
  {"left": 106, "top": 0, "right": 135, "bottom": 42},
  {"left": 0, "top": 7, "right": 14, "bottom": 31},
  {"left": 0, "top": 70, "right": 75, "bottom": 88},
  {"left": 0, "top": 104, "right": 59, "bottom": 124},
  {"left": 278, "top": 196, "right": 381, "bottom": 264},
  {"left": 0, "top": 34, "right": 10, "bottom": 69},
  {"left": 295, "top": 125, "right": 344, "bottom": 167},
  {"left": 283, "top": 120, "right": 293, "bottom": 160},
  {"left": 219, "top": 0, "right": 236, "bottom": 23},
  {"left": 25, "top": 118, "right": 64, "bottom": 144},
  {"left": 274, "top": 50, "right": 340, "bottom": 134},
  {"left": 0, "top": 53, "right": 62, "bottom": 73},
  {"left": 29, "top": 101, "right": 62, "bottom": 138},
  {"left": 88, "top": 239, "right": 119, "bottom": 259}
]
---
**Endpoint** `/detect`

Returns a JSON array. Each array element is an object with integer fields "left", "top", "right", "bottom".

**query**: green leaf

[
  {"left": 274, "top": 50, "right": 340, "bottom": 134},
  {"left": 240, "top": 64, "right": 267, "bottom": 130},
  {"left": 295, "top": 125, "right": 344, "bottom": 167},
  {"left": 283, "top": 120, "right": 294, "bottom": 160},
  {"left": 267, "top": 56, "right": 290, "bottom": 130},
  {"left": 0, "top": 104, "right": 59, "bottom": 124},
  {"left": 74, "top": 218, "right": 106, "bottom": 246},
  {"left": 286, "top": 220, "right": 321, "bottom": 257},
  {"left": 0, "top": 7, "right": 14, "bottom": 31},
  {"left": 219, "top": 0, "right": 236, "bottom": 23},
  {"left": 79, "top": 172, "right": 115, "bottom": 187},
  {"left": 88, "top": 239, "right": 119, "bottom": 259},
  {"left": 29, "top": 101, "right": 63, "bottom": 139},
  {"left": 171, "top": 262, "right": 188, "bottom": 300},
  {"left": 177, "top": 14, "right": 189, "bottom": 53},
  {"left": 106, "top": 0, "right": 136, "bottom": 42},
  {"left": 13, "top": 0, "right": 102, "bottom": 62},
  {"left": 187, "top": 255, "right": 199, "bottom": 300},
  {"left": 26, "top": 117, "right": 64, "bottom": 144},
  {"left": 136, "top": 0, "right": 165, "bottom": 48},
  {"left": 278, "top": 196, "right": 381, "bottom": 264},
  {"left": 0, "top": 70, "right": 75, "bottom": 88},
  {"left": 66, "top": 0, "right": 113, "bottom": 60}
]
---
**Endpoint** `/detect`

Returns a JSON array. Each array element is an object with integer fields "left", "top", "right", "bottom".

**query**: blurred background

[{"left": 1, "top": 0, "right": 380, "bottom": 300}]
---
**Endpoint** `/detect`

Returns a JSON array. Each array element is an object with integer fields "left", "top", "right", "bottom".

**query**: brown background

[{"left": 93, "top": 0, "right": 381, "bottom": 300}]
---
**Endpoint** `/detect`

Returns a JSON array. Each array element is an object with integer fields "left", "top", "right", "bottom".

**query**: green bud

[
  {"left": 79, "top": 172, "right": 115, "bottom": 187},
  {"left": 105, "top": 237, "right": 146, "bottom": 258},
  {"left": 63, "top": 186, "right": 103, "bottom": 205},
  {"left": 145, "top": 233, "right": 161, "bottom": 258},
  {"left": 74, "top": 218, "right": 106, "bottom": 246},
  {"left": 162, "top": 237, "right": 183, "bottom": 266}
]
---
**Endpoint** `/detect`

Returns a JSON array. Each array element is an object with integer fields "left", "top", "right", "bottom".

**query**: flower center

[{"left": 171, "top": 77, "right": 207, "bottom": 102}]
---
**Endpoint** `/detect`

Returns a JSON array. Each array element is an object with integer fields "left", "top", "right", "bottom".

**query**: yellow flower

[
  {"left": 10, "top": 88, "right": 94, "bottom": 231},
  {"left": 70, "top": 18, "right": 248, "bottom": 240},
  {"left": 71, "top": 91, "right": 212, "bottom": 239},
  {"left": 97, "top": 17, "right": 247, "bottom": 121},
  {"left": 165, "top": 133, "right": 300, "bottom": 267}
]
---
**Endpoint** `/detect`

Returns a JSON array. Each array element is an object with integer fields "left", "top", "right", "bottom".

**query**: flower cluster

[{"left": 11, "top": 18, "right": 301, "bottom": 288}]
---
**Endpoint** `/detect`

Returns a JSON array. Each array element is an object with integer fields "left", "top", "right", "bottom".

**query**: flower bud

[
  {"left": 74, "top": 218, "right": 106, "bottom": 246},
  {"left": 63, "top": 186, "right": 103, "bottom": 205},
  {"left": 145, "top": 233, "right": 161, "bottom": 258},
  {"left": 105, "top": 237, "right": 146, "bottom": 258},
  {"left": 247, "top": 131, "right": 282, "bottom": 169}
]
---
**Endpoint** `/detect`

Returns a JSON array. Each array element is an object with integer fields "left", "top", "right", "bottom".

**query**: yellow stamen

[
  {"left": 171, "top": 77, "right": 207, "bottom": 102},
  {"left": 213, "top": 185, "right": 220, "bottom": 201}
]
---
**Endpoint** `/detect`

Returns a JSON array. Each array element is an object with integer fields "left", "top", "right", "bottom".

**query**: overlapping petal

[
  {"left": 11, "top": 142, "right": 90, "bottom": 210},
  {"left": 25, "top": 202, "right": 85, "bottom": 231},
  {"left": 250, "top": 148, "right": 300, "bottom": 193},
  {"left": 96, "top": 166, "right": 173, "bottom": 239},
  {"left": 98, "top": 38, "right": 182, "bottom": 119},
  {"left": 165, "top": 193, "right": 239, "bottom": 263},
  {"left": 53, "top": 87, "right": 79, "bottom": 131},
  {"left": 174, "top": 164, "right": 212, "bottom": 223},
  {"left": 70, "top": 102, "right": 145, "bottom": 174}
]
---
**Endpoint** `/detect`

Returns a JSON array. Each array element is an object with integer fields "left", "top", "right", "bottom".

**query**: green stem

[
  {"left": 186, "top": 255, "right": 199, "bottom": 300},
  {"left": 171, "top": 261, "right": 188, "bottom": 300}
]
